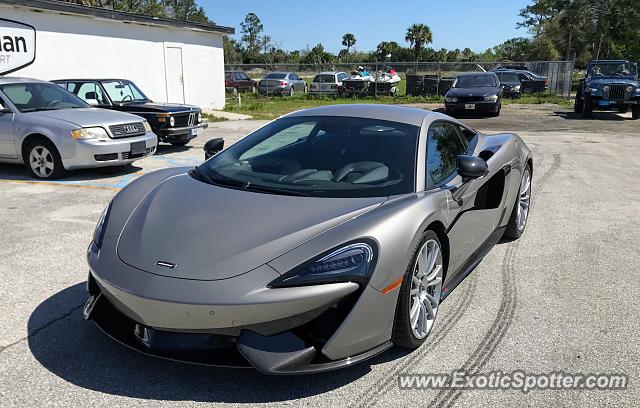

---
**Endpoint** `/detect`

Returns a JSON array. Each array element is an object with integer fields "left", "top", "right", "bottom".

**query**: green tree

[
  {"left": 375, "top": 41, "right": 400, "bottom": 61},
  {"left": 302, "top": 43, "right": 334, "bottom": 64},
  {"left": 240, "top": 13, "right": 264, "bottom": 63},
  {"left": 341, "top": 33, "right": 356, "bottom": 62},
  {"left": 405, "top": 23, "right": 433, "bottom": 62},
  {"left": 162, "top": 0, "right": 209, "bottom": 22},
  {"left": 493, "top": 37, "right": 530, "bottom": 61}
]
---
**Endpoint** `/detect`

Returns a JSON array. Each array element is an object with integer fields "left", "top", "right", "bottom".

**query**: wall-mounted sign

[{"left": 0, "top": 18, "right": 36, "bottom": 75}]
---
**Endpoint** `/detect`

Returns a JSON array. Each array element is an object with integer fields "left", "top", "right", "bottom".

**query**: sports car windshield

[
  {"left": 454, "top": 75, "right": 497, "bottom": 88},
  {"left": 194, "top": 116, "right": 419, "bottom": 198},
  {"left": 589, "top": 62, "right": 637, "bottom": 77}
]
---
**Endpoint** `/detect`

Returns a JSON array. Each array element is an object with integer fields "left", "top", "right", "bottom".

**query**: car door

[
  {"left": 426, "top": 121, "right": 497, "bottom": 285},
  {"left": 0, "top": 95, "right": 16, "bottom": 158},
  {"left": 239, "top": 72, "right": 253, "bottom": 91}
]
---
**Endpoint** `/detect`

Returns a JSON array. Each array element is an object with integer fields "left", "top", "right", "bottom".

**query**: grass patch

[
  {"left": 503, "top": 93, "right": 573, "bottom": 107},
  {"left": 201, "top": 112, "right": 229, "bottom": 122}
]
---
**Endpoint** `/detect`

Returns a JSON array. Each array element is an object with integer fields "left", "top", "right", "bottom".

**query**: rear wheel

[
  {"left": 25, "top": 139, "right": 65, "bottom": 179},
  {"left": 288, "top": 87, "right": 295, "bottom": 97},
  {"left": 503, "top": 165, "right": 531, "bottom": 240},
  {"left": 393, "top": 230, "right": 444, "bottom": 349},
  {"left": 632, "top": 105, "right": 640, "bottom": 120}
]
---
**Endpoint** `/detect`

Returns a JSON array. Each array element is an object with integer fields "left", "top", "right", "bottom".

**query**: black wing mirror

[
  {"left": 456, "top": 155, "right": 489, "bottom": 181},
  {"left": 203, "top": 138, "right": 224, "bottom": 160}
]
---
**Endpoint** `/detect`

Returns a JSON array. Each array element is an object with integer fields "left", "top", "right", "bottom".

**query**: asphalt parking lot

[{"left": 1, "top": 104, "right": 639, "bottom": 407}]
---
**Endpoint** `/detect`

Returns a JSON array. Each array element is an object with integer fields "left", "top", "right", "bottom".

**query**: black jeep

[{"left": 575, "top": 60, "right": 640, "bottom": 119}]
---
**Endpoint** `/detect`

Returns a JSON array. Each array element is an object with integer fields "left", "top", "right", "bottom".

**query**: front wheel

[
  {"left": 582, "top": 94, "right": 593, "bottom": 118},
  {"left": 632, "top": 105, "right": 640, "bottom": 120},
  {"left": 25, "top": 139, "right": 66, "bottom": 179},
  {"left": 503, "top": 165, "right": 531, "bottom": 240},
  {"left": 574, "top": 90, "right": 583, "bottom": 113},
  {"left": 393, "top": 230, "right": 444, "bottom": 349}
]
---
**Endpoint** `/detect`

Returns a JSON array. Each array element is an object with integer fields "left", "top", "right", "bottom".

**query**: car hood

[
  {"left": 118, "top": 101, "right": 201, "bottom": 114},
  {"left": 447, "top": 86, "right": 499, "bottom": 96},
  {"left": 587, "top": 77, "right": 638, "bottom": 86},
  {"left": 36, "top": 108, "right": 144, "bottom": 127},
  {"left": 116, "top": 174, "right": 385, "bottom": 281}
]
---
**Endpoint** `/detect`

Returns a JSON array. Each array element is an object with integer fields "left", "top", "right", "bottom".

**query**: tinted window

[
  {"left": 196, "top": 116, "right": 419, "bottom": 198},
  {"left": 313, "top": 74, "right": 337, "bottom": 83},
  {"left": 427, "top": 122, "right": 467, "bottom": 186},
  {"left": 101, "top": 80, "right": 148, "bottom": 103},
  {"left": 265, "top": 73, "right": 287, "bottom": 79},
  {"left": 0, "top": 83, "right": 89, "bottom": 112},
  {"left": 497, "top": 72, "right": 519, "bottom": 83},
  {"left": 454, "top": 75, "right": 497, "bottom": 88},
  {"left": 225, "top": 72, "right": 233, "bottom": 80},
  {"left": 74, "top": 82, "right": 109, "bottom": 105},
  {"left": 240, "top": 73, "right": 250, "bottom": 80}
]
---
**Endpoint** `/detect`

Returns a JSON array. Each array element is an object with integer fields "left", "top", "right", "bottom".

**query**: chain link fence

[{"left": 225, "top": 61, "right": 575, "bottom": 99}]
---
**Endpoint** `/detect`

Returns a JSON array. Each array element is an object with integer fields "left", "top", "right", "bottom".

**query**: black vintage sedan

[
  {"left": 53, "top": 79, "right": 208, "bottom": 146},
  {"left": 444, "top": 72, "right": 501, "bottom": 117}
]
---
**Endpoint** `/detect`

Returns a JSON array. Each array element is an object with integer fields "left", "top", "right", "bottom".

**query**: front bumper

[
  {"left": 445, "top": 101, "right": 500, "bottom": 113},
  {"left": 154, "top": 123, "right": 208, "bottom": 143},
  {"left": 62, "top": 132, "right": 157, "bottom": 170}
]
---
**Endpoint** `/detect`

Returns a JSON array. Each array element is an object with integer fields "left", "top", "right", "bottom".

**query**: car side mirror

[
  {"left": 203, "top": 138, "right": 224, "bottom": 159},
  {"left": 456, "top": 155, "right": 489, "bottom": 181},
  {"left": 0, "top": 103, "right": 10, "bottom": 114}
]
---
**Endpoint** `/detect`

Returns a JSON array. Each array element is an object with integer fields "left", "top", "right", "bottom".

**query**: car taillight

[
  {"left": 225, "top": 80, "right": 231, "bottom": 86},
  {"left": 279, "top": 81, "right": 287, "bottom": 87}
]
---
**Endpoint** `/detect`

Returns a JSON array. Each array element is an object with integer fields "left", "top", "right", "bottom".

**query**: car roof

[
  {"left": 0, "top": 77, "right": 50, "bottom": 85},
  {"left": 52, "top": 79, "right": 129, "bottom": 82},
  {"left": 457, "top": 72, "right": 497, "bottom": 77},
  {"left": 316, "top": 72, "right": 343, "bottom": 75},
  {"left": 283, "top": 104, "right": 451, "bottom": 127},
  {"left": 590, "top": 60, "right": 631, "bottom": 64},
  {"left": 266, "top": 72, "right": 293, "bottom": 75}
]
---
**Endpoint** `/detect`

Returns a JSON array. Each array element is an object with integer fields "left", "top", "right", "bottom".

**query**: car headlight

[
  {"left": 143, "top": 121, "right": 152, "bottom": 132},
  {"left": 197, "top": 112, "right": 202, "bottom": 123},
  {"left": 169, "top": 116, "right": 175, "bottom": 127},
  {"left": 626, "top": 85, "right": 634, "bottom": 93},
  {"left": 445, "top": 96, "right": 458, "bottom": 103},
  {"left": 484, "top": 95, "right": 498, "bottom": 102},
  {"left": 589, "top": 88, "right": 598, "bottom": 93},
  {"left": 602, "top": 85, "right": 610, "bottom": 93},
  {"left": 93, "top": 202, "right": 112, "bottom": 249},
  {"left": 512, "top": 85, "right": 521, "bottom": 92},
  {"left": 268, "top": 242, "right": 376, "bottom": 288},
  {"left": 72, "top": 127, "right": 109, "bottom": 140}
]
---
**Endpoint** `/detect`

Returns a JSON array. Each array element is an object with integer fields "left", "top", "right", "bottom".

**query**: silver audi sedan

[{"left": 0, "top": 77, "right": 157, "bottom": 179}]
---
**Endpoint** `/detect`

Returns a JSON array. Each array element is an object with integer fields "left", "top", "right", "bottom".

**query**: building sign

[{"left": 0, "top": 18, "right": 36, "bottom": 75}]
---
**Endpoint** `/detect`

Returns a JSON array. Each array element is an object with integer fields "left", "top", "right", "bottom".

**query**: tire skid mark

[
  {"left": 352, "top": 273, "right": 478, "bottom": 408},
  {"left": 429, "top": 154, "right": 561, "bottom": 408}
]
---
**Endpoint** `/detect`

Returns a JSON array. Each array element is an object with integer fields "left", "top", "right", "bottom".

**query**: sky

[{"left": 202, "top": 0, "right": 532, "bottom": 53}]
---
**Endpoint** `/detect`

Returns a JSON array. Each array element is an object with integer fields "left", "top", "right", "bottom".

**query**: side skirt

[{"left": 440, "top": 226, "right": 506, "bottom": 301}]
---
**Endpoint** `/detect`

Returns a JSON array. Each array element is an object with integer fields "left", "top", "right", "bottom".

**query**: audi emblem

[{"left": 123, "top": 125, "right": 139, "bottom": 133}]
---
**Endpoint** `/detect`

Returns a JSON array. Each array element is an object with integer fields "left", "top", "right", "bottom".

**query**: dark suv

[
  {"left": 54, "top": 79, "right": 208, "bottom": 146},
  {"left": 575, "top": 60, "right": 640, "bottom": 119}
]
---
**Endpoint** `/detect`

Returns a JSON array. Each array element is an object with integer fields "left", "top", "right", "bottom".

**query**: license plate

[
  {"left": 191, "top": 128, "right": 203, "bottom": 136},
  {"left": 598, "top": 100, "right": 610, "bottom": 107},
  {"left": 465, "top": 104, "right": 475, "bottom": 110},
  {"left": 130, "top": 141, "right": 146, "bottom": 155}
]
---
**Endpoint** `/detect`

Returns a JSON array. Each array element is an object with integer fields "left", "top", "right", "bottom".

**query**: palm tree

[
  {"left": 341, "top": 33, "right": 356, "bottom": 63},
  {"left": 405, "top": 24, "right": 433, "bottom": 62}
]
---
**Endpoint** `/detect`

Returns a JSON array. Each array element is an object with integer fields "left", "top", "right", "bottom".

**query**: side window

[
  {"left": 427, "top": 122, "right": 467, "bottom": 186},
  {"left": 518, "top": 73, "right": 529, "bottom": 81},
  {"left": 239, "top": 122, "right": 316, "bottom": 160},
  {"left": 76, "top": 82, "right": 108, "bottom": 105},
  {"left": 291, "top": 74, "right": 300, "bottom": 80},
  {"left": 234, "top": 72, "right": 242, "bottom": 80}
]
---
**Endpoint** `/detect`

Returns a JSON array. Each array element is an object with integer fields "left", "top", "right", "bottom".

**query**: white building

[{"left": 0, "top": 0, "right": 233, "bottom": 110}]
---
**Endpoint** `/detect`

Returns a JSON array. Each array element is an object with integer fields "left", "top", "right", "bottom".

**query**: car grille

[
  {"left": 458, "top": 96, "right": 485, "bottom": 103},
  {"left": 173, "top": 112, "right": 198, "bottom": 127},
  {"left": 109, "top": 122, "right": 146, "bottom": 138},
  {"left": 608, "top": 84, "right": 626, "bottom": 101},
  {"left": 122, "top": 147, "right": 154, "bottom": 160}
]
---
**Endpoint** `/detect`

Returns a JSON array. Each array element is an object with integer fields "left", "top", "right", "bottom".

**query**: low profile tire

[
  {"left": 632, "top": 105, "right": 640, "bottom": 120},
  {"left": 489, "top": 104, "right": 501, "bottom": 117},
  {"left": 582, "top": 94, "right": 593, "bottom": 118},
  {"left": 171, "top": 141, "right": 189, "bottom": 147},
  {"left": 503, "top": 164, "right": 532, "bottom": 240},
  {"left": 25, "top": 139, "right": 66, "bottom": 179},
  {"left": 393, "top": 230, "right": 444, "bottom": 349}
]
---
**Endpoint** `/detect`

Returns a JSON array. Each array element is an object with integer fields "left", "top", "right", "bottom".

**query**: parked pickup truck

[{"left": 53, "top": 79, "right": 208, "bottom": 146}]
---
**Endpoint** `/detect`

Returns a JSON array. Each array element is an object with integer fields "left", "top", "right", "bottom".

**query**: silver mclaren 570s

[{"left": 84, "top": 104, "right": 532, "bottom": 374}]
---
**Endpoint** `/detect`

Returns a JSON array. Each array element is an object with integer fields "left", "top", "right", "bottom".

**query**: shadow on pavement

[
  {"left": 28, "top": 283, "right": 400, "bottom": 403},
  {"left": 552, "top": 111, "right": 628, "bottom": 121},
  {"left": 0, "top": 163, "right": 141, "bottom": 182}
]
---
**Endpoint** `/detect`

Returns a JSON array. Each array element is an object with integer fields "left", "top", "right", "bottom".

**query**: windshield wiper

[
  {"left": 21, "top": 107, "right": 60, "bottom": 112},
  {"left": 244, "top": 184, "right": 312, "bottom": 197}
]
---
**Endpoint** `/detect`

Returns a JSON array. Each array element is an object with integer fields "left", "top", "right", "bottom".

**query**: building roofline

[{"left": 1, "top": 0, "right": 235, "bottom": 35}]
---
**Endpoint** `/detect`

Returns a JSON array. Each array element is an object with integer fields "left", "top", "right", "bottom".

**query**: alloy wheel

[
  {"left": 517, "top": 169, "right": 531, "bottom": 232},
  {"left": 409, "top": 239, "right": 443, "bottom": 339},
  {"left": 29, "top": 146, "right": 55, "bottom": 178}
]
